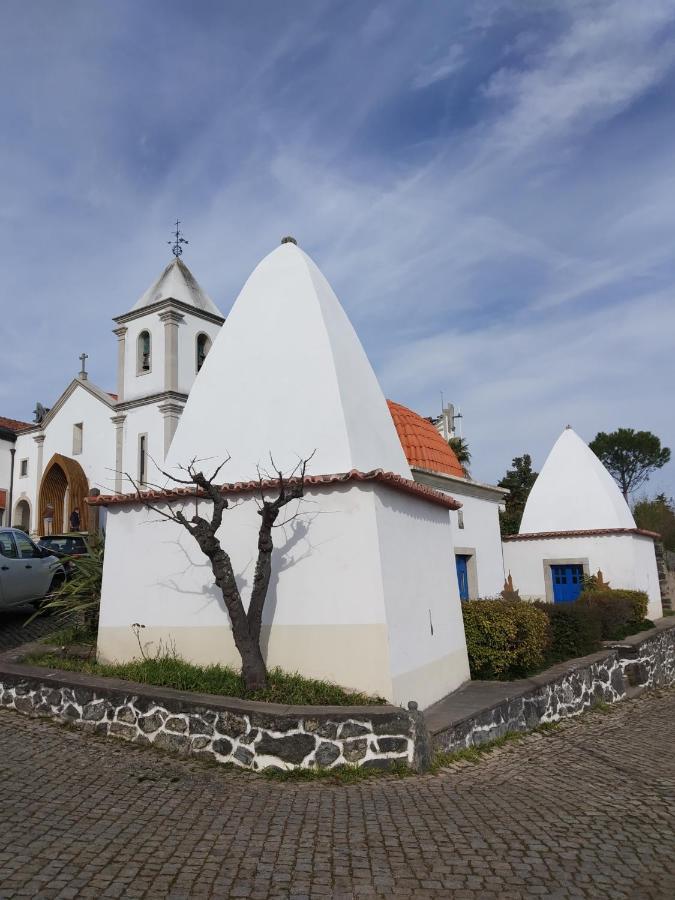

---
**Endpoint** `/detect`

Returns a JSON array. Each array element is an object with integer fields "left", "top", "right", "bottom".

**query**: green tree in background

[
  {"left": 448, "top": 436, "right": 471, "bottom": 475},
  {"left": 589, "top": 428, "right": 670, "bottom": 499},
  {"left": 633, "top": 494, "right": 675, "bottom": 552},
  {"left": 498, "top": 454, "right": 538, "bottom": 536}
]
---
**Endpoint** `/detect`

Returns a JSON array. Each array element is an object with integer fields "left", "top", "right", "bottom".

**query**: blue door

[
  {"left": 455, "top": 554, "right": 470, "bottom": 601},
  {"left": 551, "top": 564, "right": 584, "bottom": 603}
]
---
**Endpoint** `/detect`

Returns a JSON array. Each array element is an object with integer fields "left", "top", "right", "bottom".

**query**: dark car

[{"left": 37, "top": 533, "right": 92, "bottom": 577}]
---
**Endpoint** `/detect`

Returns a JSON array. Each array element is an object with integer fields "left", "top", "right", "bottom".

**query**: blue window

[
  {"left": 551, "top": 564, "right": 584, "bottom": 603},
  {"left": 455, "top": 554, "right": 471, "bottom": 601}
]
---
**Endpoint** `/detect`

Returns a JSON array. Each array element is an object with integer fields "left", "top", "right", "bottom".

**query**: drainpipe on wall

[{"left": 8, "top": 446, "right": 16, "bottom": 527}]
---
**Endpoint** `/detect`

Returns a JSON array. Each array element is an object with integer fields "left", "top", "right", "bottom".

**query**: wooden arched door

[{"left": 38, "top": 454, "right": 89, "bottom": 534}]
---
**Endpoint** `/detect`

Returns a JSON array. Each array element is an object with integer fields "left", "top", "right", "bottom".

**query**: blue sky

[{"left": 1, "top": 0, "right": 674, "bottom": 497}]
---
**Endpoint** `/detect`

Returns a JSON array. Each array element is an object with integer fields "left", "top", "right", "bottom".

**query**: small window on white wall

[
  {"left": 138, "top": 434, "right": 148, "bottom": 485},
  {"left": 137, "top": 331, "right": 151, "bottom": 374},
  {"left": 73, "top": 422, "right": 83, "bottom": 455},
  {"left": 457, "top": 510, "right": 464, "bottom": 529},
  {"left": 196, "top": 333, "right": 211, "bottom": 372},
  {"left": 19, "top": 459, "right": 28, "bottom": 477}
]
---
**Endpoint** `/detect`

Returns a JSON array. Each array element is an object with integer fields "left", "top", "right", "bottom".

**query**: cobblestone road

[
  {"left": 0, "top": 604, "right": 59, "bottom": 651},
  {"left": 1, "top": 689, "right": 674, "bottom": 899}
]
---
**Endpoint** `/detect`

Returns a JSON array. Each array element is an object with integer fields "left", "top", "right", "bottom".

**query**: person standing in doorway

[
  {"left": 69, "top": 507, "right": 81, "bottom": 532},
  {"left": 43, "top": 503, "right": 54, "bottom": 536}
]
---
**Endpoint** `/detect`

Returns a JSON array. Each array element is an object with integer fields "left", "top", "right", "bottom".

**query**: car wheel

[{"left": 43, "top": 573, "right": 66, "bottom": 602}]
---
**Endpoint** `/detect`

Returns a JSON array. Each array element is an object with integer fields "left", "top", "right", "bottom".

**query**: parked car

[
  {"left": 0, "top": 528, "right": 66, "bottom": 610},
  {"left": 37, "top": 533, "right": 92, "bottom": 577}
]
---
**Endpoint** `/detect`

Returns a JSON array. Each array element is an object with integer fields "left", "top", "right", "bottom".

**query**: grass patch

[
  {"left": 40, "top": 624, "right": 97, "bottom": 647},
  {"left": 535, "top": 720, "right": 561, "bottom": 733},
  {"left": 431, "top": 730, "right": 527, "bottom": 771},
  {"left": 24, "top": 653, "right": 386, "bottom": 707}
]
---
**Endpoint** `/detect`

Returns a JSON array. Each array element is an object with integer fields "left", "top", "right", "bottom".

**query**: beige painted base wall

[
  {"left": 97, "top": 623, "right": 395, "bottom": 701},
  {"left": 97, "top": 623, "right": 469, "bottom": 708}
]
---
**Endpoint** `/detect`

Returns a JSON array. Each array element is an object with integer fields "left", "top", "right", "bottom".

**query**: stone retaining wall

[
  {"left": 431, "top": 619, "right": 675, "bottom": 752},
  {"left": 0, "top": 649, "right": 431, "bottom": 772}
]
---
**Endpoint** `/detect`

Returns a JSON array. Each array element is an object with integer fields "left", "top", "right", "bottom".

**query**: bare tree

[{"left": 126, "top": 453, "right": 314, "bottom": 691}]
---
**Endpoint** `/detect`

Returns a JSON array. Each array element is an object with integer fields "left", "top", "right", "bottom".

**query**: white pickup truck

[{"left": 0, "top": 528, "right": 65, "bottom": 610}]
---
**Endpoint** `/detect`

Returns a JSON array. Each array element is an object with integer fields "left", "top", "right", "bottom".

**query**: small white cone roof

[
  {"left": 132, "top": 257, "right": 222, "bottom": 316},
  {"left": 166, "top": 241, "right": 411, "bottom": 482},
  {"left": 519, "top": 427, "right": 636, "bottom": 533}
]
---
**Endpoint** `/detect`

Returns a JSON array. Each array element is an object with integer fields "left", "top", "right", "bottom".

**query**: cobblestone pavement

[
  {"left": 1, "top": 689, "right": 674, "bottom": 900},
  {"left": 0, "top": 605, "right": 59, "bottom": 651}
]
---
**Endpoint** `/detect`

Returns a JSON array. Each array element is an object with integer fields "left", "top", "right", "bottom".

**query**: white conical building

[
  {"left": 519, "top": 427, "right": 636, "bottom": 534},
  {"left": 503, "top": 427, "right": 663, "bottom": 619},
  {"left": 166, "top": 239, "right": 411, "bottom": 481},
  {"left": 96, "top": 240, "right": 470, "bottom": 708}
]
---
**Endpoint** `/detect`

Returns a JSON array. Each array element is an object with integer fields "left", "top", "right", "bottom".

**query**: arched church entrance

[
  {"left": 38, "top": 454, "right": 89, "bottom": 534},
  {"left": 14, "top": 499, "right": 31, "bottom": 532}
]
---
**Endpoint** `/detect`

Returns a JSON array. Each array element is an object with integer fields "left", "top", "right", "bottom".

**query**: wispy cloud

[
  {"left": 412, "top": 43, "right": 465, "bottom": 89},
  {"left": 1, "top": 0, "right": 674, "bottom": 496}
]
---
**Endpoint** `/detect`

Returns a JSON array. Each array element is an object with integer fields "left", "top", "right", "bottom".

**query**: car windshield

[{"left": 39, "top": 536, "right": 88, "bottom": 555}]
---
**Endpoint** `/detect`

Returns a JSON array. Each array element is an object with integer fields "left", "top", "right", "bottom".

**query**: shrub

[
  {"left": 577, "top": 588, "right": 649, "bottom": 640},
  {"left": 461, "top": 600, "right": 550, "bottom": 680},
  {"left": 534, "top": 601, "right": 602, "bottom": 662}
]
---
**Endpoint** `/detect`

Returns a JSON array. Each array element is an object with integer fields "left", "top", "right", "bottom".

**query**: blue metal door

[
  {"left": 551, "top": 564, "right": 584, "bottom": 603},
  {"left": 455, "top": 554, "right": 470, "bottom": 601}
]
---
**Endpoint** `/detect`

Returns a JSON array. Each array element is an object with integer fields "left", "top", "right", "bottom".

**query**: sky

[{"left": 1, "top": 0, "right": 674, "bottom": 498}]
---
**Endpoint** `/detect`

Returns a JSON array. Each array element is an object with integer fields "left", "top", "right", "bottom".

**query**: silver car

[{"left": 0, "top": 528, "right": 65, "bottom": 610}]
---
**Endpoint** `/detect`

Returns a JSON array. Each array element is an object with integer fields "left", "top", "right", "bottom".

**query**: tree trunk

[{"left": 200, "top": 538, "right": 269, "bottom": 691}]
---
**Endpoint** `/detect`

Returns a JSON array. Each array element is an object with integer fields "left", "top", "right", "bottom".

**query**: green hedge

[
  {"left": 464, "top": 587, "right": 652, "bottom": 680},
  {"left": 461, "top": 600, "right": 549, "bottom": 679},
  {"left": 577, "top": 588, "right": 649, "bottom": 640},
  {"left": 534, "top": 601, "right": 602, "bottom": 663}
]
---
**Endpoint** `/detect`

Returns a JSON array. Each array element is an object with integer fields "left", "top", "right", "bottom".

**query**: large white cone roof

[
  {"left": 166, "top": 242, "right": 411, "bottom": 482},
  {"left": 519, "top": 427, "right": 636, "bottom": 533}
]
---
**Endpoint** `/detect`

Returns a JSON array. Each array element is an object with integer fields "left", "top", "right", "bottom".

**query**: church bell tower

[{"left": 110, "top": 226, "right": 224, "bottom": 492}]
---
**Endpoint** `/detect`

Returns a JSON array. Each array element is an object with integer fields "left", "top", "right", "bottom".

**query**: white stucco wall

[
  {"left": 412, "top": 470, "right": 506, "bottom": 599},
  {"left": 373, "top": 490, "right": 470, "bottom": 703},
  {"left": 176, "top": 318, "right": 221, "bottom": 396},
  {"left": 119, "top": 404, "right": 166, "bottom": 486},
  {"left": 0, "top": 436, "right": 14, "bottom": 524},
  {"left": 122, "top": 316, "right": 165, "bottom": 402},
  {"left": 9, "top": 386, "right": 116, "bottom": 533},
  {"left": 502, "top": 533, "right": 663, "bottom": 620},
  {"left": 97, "top": 482, "right": 470, "bottom": 708},
  {"left": 39, "top": 388, "right": 116, "bottom": 496},
  {"left": 13, "top": 431, "right": 40, "bottom": 532},
  {"left": 449, "top": 492, "right": 505, "bottom": 597}
]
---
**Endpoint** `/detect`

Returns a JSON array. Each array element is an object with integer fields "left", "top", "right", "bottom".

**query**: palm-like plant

[
  {"left": 29, "top": 537, "right": 104, "bottom": 634},
  {"left": 449, "top": 436, "right": 471, "bottom": 475}
]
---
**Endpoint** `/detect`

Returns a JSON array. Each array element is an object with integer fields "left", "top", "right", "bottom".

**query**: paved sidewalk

[
  {"left": 0, "top": 605, "right": 61, "bottom": 652},
  {"left": 1, "top": 689, "right": 674, "bottom": 899}
]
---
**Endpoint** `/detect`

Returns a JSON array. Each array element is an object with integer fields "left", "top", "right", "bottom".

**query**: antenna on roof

[{"left": 168, "top": 219, "right": 188, "bottom": 258}]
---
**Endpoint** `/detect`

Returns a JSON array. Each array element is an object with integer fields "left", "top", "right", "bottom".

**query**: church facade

[{"left": 1, "top": 256, "right": 224, "bottom": 537}]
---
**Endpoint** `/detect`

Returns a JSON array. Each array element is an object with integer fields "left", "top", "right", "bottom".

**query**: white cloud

[{"left": 412, "top": 43, "right": 465, "bottom": 89}]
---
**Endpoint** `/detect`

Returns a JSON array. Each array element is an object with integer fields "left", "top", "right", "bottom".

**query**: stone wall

[
  {"left": 431, "top": 619, "right": 675, "bottom": 753},
  {"left": 0, "top": 651, "right": 431, "bottom": 772}
]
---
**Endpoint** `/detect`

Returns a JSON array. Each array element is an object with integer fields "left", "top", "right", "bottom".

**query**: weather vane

[{"left": 168, "top": 219, "right": 188, "bottom": 257}]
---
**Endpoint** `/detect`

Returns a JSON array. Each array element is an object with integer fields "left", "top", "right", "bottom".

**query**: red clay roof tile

[
  {"left": 88, "top": 469, "right": 461, "bottom": 511},
  {"left": 387, "top": 400, "right": 465, "bottom": 479}
]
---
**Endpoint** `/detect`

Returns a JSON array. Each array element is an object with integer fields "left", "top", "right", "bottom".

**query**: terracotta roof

[
  {"left": 387, "top": 400, "right": 465, "bottom": 479},
  {"left": 503, "top": 527, "right": 661, "bottom": 542},
  {"left": 0, "top": 416, "right": 33, "bottom": 433},
  {"left": 87, "top": 469, "right": 462, "bottom": 511}
]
